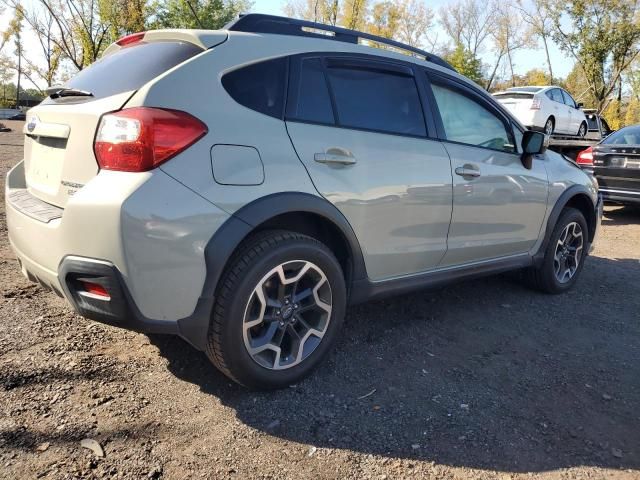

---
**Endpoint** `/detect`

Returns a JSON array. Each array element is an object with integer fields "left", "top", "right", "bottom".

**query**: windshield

[
  {"left": 42, "top": 41, "right": 203, "bottom": 103},
  {"left": 602, "top": 125, "right": 640, "bottom": 145}
]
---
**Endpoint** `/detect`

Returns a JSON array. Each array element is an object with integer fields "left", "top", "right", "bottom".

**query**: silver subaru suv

[{"left": 5, "top": 14, "right": 602, "bottom": 389}]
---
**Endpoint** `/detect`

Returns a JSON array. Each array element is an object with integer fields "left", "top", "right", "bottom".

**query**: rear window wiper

[{"left": 46, "top": 86, "right": 94, "bottom": 99}]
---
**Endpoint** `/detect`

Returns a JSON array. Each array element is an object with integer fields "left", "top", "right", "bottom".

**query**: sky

[
  {"left": 247, "top": 0, "right": 573, "bottom": 79},
  {"left": 0, "top": 0, "right": 574, "bottom": 89}
]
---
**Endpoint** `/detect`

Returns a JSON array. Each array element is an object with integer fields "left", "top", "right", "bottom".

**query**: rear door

[
  {"left": 546, "top": 88, "right": 569, "bottom": 133},
  {"left": 426, "top": 73, "right": 548, "bottom": 266},
  {"left": 561, "top": 89, "right": 581, "bottom": 134},
  {"left": 23, "top": 40, "right": 205, "bottom": 207},
  {"left": 285, "top": 54, "right": 453, "bottom": 281}
]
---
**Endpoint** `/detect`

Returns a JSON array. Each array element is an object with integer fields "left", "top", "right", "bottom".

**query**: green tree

[
  {"left": 150, "top": 0, "right": 251, "bottom": 30},
  {"left": 547, "top": 0, "right": 640, "bottom": 111},
  {"left": 444, "top": 42, "right": 483, "bottom": 85},
  {"left": 563, "top": 63, "right": 598, "bottom": 109},
  {"left": 624, "top": 96, "right": 640, "bottom": 125}
]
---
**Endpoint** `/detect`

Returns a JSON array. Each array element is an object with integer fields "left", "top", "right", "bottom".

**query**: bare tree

[
  {"left": 439, "top": 0, "right": 495, "bottom": 56},
  {"left": 1, "top": 0, "right": 62, "bottom": 86},
  {"left": 516, "top": 0, "right": 554, "bottom": 83},
  {"left": 35, "top": 0, "right": 111, "bottom": 71},
  {"left": 283, "top": 0, "right": 340, "bottom": 25},
  {"left": 396, "top": 0, "right": 434, "bottom": 48},
  {"left": 487, "top": 2, "right": 529, "bottom": 90}
]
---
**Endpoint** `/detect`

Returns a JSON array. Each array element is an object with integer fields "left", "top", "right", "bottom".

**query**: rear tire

[
  {"left": 527, "top": 208, "right": 588, "bottom": 294},
  {"left": 206, "top": 230, "right": 346, "bottom": 389},
  {"left": 544, "top": 117, "right": 555, "bottom": 136}
]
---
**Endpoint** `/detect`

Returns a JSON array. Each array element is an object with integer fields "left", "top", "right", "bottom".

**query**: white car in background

[{"left": 493, "top": 86, "right": 588, "bottom": 137}]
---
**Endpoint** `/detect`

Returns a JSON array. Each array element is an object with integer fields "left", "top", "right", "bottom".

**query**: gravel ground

[{"left": 1, "top": 119, "right": 639, "bottom": 479}]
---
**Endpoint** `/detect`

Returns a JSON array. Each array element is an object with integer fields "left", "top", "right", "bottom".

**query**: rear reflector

[
  {"left": 94, "top": 107, "right": 207, "bottom": 172},
  {"left": 116, "top": 32, "right": 145, "bottom": 46},
  {"left": 576, "top": 146, "right": 594, "bottom": 166},
  {"left": 80, "top": 281, "right": 110, "bottom": 299}
]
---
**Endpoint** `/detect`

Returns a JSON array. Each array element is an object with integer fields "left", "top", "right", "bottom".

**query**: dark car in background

[{"left": 577, "top": 124, "right": 640, "bottom": 205}]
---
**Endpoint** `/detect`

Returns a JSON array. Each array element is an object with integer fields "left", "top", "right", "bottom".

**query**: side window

[
  {"left": 431, "top": 82, "right": 515, "bottom": 153},
  {"left": 324, "top": 64, "right": 426, "bottom": 136},
  {"left": 561, "top": 90, "right": 576, "bottom": 108},
  {"left": 222, "top": 57, "right": 287, "bottom": 119},
  {"left": 286, "top": 57, "right": 334, "bottom": 124},
  {"left": 550, "top": 89, "right": 564, "bottom": 103}
]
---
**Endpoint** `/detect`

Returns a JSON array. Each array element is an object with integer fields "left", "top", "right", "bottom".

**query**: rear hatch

[
  {"left": 23, "top": 38, "right": 207, "bottom": 208},
  {"left": 493, "top": 92, "right": 535, "bottom": 116}
]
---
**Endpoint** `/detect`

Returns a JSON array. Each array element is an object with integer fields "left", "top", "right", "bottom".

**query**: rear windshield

[
  {"left": 507, "top": 86, "right": 543, "bottom": 92},
  {"left": 586, "top": 114, "right": 599, "bottom": 130},
  {"left": 43, "top": 41, "right": 203, "bottom": 103},
  {"left": 602, "top": 126, "right": 640, "bottom": 145},
  {"left": 493, "top": 93, "right": 534, "bottom": 100}
]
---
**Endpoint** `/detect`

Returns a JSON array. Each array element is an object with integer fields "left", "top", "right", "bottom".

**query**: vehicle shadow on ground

[
  {"left": 150, "top": 254, "right": 640, "bottom": 473},
  {"left": 602, "top": 205, "right": 640, "bottom": 226}
]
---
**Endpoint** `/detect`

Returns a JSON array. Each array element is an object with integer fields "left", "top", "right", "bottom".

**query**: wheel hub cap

[
  {"left": 553, "top": 222, "right": 584, "bottom": 284},
  {"left": 242, "top": 260, "right": 332, "bottom": 370}
]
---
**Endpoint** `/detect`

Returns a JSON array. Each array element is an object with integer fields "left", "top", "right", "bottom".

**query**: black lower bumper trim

[{"left": 58, "top": 256, "right": 179, "bottom": 336}]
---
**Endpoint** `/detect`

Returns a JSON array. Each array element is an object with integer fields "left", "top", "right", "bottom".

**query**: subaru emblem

[{"left": 27, "top": 116, "right": 38, "bottom": 132}]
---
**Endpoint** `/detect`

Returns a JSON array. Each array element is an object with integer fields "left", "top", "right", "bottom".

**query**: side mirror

[
  {"left": 577, "top": 102, "right": 584, "bottom": 109},
  {"left": 522, "top": 130, "right": 546, "bottom": 154},
  {"left": 521, "top": 130, "right": 546, "bottom": 169}
]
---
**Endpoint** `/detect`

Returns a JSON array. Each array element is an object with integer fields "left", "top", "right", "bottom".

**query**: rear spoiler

[{"left": 102, "top": 30, "right": 228, "bottom": 58}]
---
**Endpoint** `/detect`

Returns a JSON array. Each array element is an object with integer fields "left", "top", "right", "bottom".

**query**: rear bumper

[
  {"left": 599, "top": 188, "right": 640, "bottom": 205},
  {"left": 58, "top": 256, "right": 179, "bottom": 335},
  {"left": 6, "top": 160, "right": 232, "bottom": 349}
]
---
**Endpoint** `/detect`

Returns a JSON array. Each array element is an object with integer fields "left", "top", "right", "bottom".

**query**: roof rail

[{"left": 225, "top": 14, "right": 456, "bottom": 72}]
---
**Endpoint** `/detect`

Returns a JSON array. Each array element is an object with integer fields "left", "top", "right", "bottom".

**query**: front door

[
  {"left": 285, "top": 55, "right": 453, "bottom": 281},
  {"left": 427, "top": 75, "right": 549, "bottom": 266}
]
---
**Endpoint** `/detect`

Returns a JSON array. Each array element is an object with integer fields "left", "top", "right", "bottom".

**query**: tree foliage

[
  {"left": 149, "top": 0, "right": 250, "bottom": 30},
  {"left": 444, "top": 43, "right": 483, "bottom": 84},
  {"left": 547, "top": 0, "right": 640, "bottom": 111}
]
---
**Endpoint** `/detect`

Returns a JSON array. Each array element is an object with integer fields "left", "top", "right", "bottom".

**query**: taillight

[
  {"left": 530, "top": 98, "right": 541, "bottom": 110},
  {"left": 94, "top": 107, "right": 207, "bottom": 172},
  {"left": 116, "top": 32, "right": 145, "bottom": 46},
  {"left": 79, "top": 281, "right": 110, "bottom": 300},
  {"left": 576, "top": 146, "right": 594, "bottom": 166}
]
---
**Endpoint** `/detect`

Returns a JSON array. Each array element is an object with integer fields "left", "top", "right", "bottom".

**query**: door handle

[
  {"left": 314, "top": 148, "right": 357, "bottom": 166},
  {"left": 455, "top": 165, "right": 481, "bottom": 178}
]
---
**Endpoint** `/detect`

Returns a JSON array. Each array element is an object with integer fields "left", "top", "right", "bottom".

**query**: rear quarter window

[
  {"left": 222, "top": 58, "right": 287, "bottom": 119},
  {"left": 43, "top": 41, "right": 203, "bottom": 103}
]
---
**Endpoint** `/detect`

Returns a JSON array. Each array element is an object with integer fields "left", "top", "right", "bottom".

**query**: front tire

[
  {"left": 527, "top": 208, "right": 588, "bottom": 294},
  {"left": 206, "top": 230, "right": 346, "bottom": 389}
]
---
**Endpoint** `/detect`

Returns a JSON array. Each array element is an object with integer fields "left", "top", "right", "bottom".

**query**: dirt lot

[{"left": 1, "top": 118, "right": 639, "bottom": 479}]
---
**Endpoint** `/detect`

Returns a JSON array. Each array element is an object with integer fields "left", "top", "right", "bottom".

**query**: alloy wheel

[
  {"left": 578, "top": 123, "right": 586, "bottom": 137},
  {"left": 545, "top": 119, "right": 554, "bottom": 136},
  {"left": 553, "top": 222, "right": 584, "bottom": 284},
  {"left": 242, "top": 260, "right": 332, "bottom": 370}
]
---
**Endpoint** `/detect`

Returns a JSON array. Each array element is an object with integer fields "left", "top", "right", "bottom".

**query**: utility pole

[{"left": 15, "top": 33, "right": 21, "bottom": 109}]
